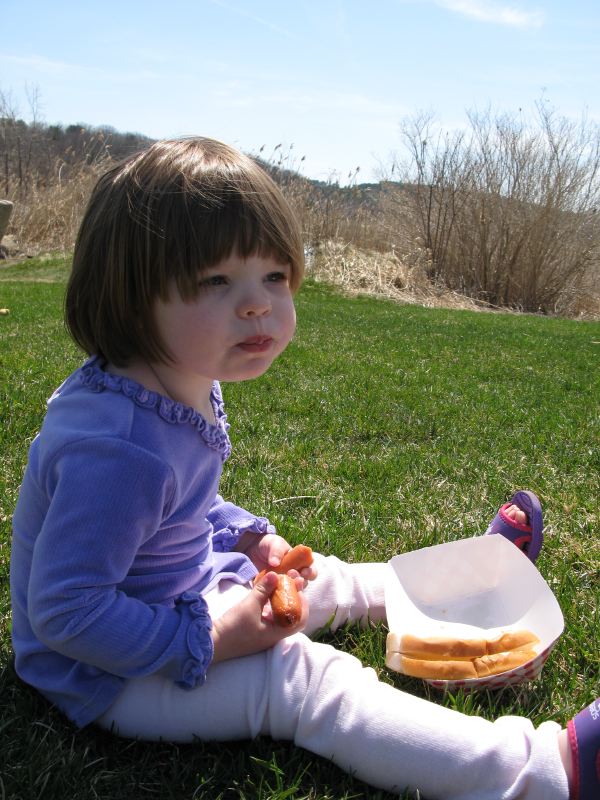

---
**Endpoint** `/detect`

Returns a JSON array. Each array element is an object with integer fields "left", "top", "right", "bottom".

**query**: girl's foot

[
  {"left": 567, "top": 698, "right": 600, "bottom": 800},
  {"left": 485, "top": 490, "right": 544, "bottom": 562}
]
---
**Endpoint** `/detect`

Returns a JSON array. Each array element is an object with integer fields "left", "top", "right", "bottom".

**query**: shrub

[{"left": 389, "top": 104, "right": 600, "bottom": 314}]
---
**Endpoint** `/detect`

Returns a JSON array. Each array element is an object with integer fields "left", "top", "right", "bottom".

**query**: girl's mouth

[{"left": 237, "top": 336, "right": 273, "bottom": 353}]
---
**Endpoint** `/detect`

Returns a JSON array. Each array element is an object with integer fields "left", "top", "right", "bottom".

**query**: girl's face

[{"left": 152, "top": 253, "right": 297, "bottom": 392}]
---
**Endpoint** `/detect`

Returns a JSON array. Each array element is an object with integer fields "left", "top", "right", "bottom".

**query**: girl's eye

[
  {"left": 199, "top": 275, "right": 228, "bottom": 288},
  {"left": 267, "top": 271, "right": 289, "bottom": 283}
]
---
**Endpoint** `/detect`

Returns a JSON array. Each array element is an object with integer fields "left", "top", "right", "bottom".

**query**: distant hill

[
  {"left": 0, "top": 116, "right": 410, "bottom": 211},
  {"left": 0, "top": 117, "right": 154, "bottom": 194}
]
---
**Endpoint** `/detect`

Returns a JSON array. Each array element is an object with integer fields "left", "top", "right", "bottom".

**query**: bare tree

[{"left": 389, "top": 104, "right": 600, "bottom": 313}]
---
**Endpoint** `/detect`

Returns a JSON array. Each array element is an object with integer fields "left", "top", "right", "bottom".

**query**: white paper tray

[{"left": 385, "top": 535, "right": 564, "bottom": 690}]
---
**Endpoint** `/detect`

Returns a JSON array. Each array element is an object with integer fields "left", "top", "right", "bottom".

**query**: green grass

[{"left": 1, "top": 256, "right": 599, "bottom": 799}]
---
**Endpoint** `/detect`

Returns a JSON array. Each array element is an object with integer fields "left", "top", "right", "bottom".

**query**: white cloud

[
  {"left": 210, "top": 84, "right": 405, "bottom": 120},
  {"left": 0, "top": 51, "right": 159, "bottom": 84},
  {"left": 436, "top": 0, "right": 545, "bottom": 28},
  {"left": 0, "top": 52, "right": 75, "bottom": 75},
  {"left": 205, "top": 0, "right": 303, "bottom": 41}
]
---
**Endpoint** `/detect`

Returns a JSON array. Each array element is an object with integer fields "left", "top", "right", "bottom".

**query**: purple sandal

[
  {"left": 485, "top": 490, "right": 544, "bottom": 562},
  {"left": 567, "top": 698, "right": 600, "bottom": 800}
]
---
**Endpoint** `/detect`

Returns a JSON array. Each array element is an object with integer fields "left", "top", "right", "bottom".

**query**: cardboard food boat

[{"left": 385, "top": 535, "right": 564, "bottom": 691}]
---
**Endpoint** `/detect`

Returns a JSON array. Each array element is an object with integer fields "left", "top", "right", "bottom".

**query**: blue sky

[{"left": 2, "top": 0, "right": 599, "bottom": 183}]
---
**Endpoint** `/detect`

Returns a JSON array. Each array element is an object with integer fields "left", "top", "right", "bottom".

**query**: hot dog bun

[
  {"left": 386, "top": 648, "right": 537, "bottom": 680},
  {"left": 386, "top": 629, "right": 539, "bottom": 680},
  {"left": 486, "top": 630, "right": 539, "bottom": 655},
  {"left": 386, "top": 629, "right": 539, "bottom": 660},
  {"left": 473, "top": 649, "right": 537, "bottom": 677},
  {"left": 388, "top": 632, "right": 487, "bottom": 660},
  {"left": 386, "top": 652, "right": 479, "bottom": 680}
]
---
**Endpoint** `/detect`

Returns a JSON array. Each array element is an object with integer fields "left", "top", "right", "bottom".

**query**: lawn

[{"left": 1, "top": 256, "right": 598, "bottom": 799}]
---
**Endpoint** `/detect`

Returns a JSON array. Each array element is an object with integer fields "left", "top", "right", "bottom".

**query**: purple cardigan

[{"left": 10, "top": 357, "right": 274, "bottom": 727}]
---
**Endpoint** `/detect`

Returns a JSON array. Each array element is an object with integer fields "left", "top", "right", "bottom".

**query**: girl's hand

[
  {"left": 210, "top": 572, "right": 308, "bottom": 663},
  {"left": 245, "top": 533, "right": 318, "bottom": 582},
  {"left": 245, "top": 532, "right": 289, "bottom": 572}
]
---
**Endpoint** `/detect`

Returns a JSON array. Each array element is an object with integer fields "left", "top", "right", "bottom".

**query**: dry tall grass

[
  {"left": 7, "top": 165, "right": 103, "bottom": 254},
  {"left": 387, "top": 105, "right": 600, "bottom": 318},
  {"left": 306, "top": 239, "right": 488, "bottom": 312},
  {"left": 2, "top": 123, "right": 599, "bottom": 319}
]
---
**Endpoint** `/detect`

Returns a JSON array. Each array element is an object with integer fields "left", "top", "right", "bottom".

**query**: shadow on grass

[{"left": 1, "top": 648, "right": 403, "bottom": 800}]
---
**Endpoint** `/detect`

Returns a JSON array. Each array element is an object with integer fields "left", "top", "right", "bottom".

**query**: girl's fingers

[
  {"left": 253, "top": 571, "right": 279, "bottom": 607},
  {"left": 300, "top": 564, "right": 318, "bottom": 581},
  {"left": 267, "top": 550, "right": 287, "bottom": 568}
]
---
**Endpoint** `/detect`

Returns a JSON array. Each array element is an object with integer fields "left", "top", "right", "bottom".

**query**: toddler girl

[{"left": 10, "top": 137, "right": 597, "bottom": 800}]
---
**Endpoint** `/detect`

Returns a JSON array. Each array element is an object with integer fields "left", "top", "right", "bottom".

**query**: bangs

[{"left": 168, "top": 190, "right": 299, "bottom": 300}]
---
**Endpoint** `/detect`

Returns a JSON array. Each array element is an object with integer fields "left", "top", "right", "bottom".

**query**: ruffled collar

[{"left": 79, "top": 356, "right": 231, "bottom": 460}]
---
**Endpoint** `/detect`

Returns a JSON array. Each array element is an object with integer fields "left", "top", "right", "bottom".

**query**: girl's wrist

[
  {"left": 233, "top": 530, "right": 266, "bottom": 553},
  {"left": 210, "top": 622, "right": 222, "bottom": 662}
]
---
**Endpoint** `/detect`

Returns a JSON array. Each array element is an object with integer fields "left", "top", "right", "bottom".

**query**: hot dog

[
  {"left": 254, "top": 544, "right": 314, "bottom": 583},
  {"left": 271, "top": 574, "right": 302, "bottom": 627},
  {"left": 278, "top": 544, "right": 313, "bottom": 573}
]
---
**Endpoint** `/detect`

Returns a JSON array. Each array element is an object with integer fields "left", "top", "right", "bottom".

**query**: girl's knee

[{"left": 266, "top": 635, "right": 376, "bottom": 740}]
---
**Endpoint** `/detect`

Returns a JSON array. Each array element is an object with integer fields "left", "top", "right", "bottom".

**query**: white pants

[{"left": 96, "top": 555, "right": 568, "bottom": 800}]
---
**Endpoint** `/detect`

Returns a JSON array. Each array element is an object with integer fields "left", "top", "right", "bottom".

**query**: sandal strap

[
  {"left": 485, "top": 490, "right": 543, "bottom": 562},
  {"left": 567, "top": 698, "right": 600, "bottom": 800},
  {"left": 511, "top": 490, "right": 544, "bottom": 561}
]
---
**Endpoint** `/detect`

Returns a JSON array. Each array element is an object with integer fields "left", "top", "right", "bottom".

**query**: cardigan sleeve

[
  {"left": 27, "top": 437, "right": 214, "bottom": 688},
  {"left": 208, "top": 494, "right": 276, "bottom": 552}
]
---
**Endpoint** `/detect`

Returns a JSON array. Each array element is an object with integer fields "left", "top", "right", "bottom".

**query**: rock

[
  {"left": 0, "top": 234, "right": 19, "bottom": 259},
  {"left": 0, "top": 200, "right": 14, "bottom": 242}
]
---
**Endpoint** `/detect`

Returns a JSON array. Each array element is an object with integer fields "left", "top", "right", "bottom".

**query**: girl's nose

[{"left": 236, "top": 286, "right": 271, "bottom": 318}]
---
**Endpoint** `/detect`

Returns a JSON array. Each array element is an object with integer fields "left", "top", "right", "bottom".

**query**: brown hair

[{"left": 65, "top": 137, "right": 304, "bottom": 366}]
